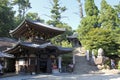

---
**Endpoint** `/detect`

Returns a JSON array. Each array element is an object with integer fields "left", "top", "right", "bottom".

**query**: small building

[
  {"left": 5, "top": 20, "right": 73, "bottom": 74},
  {"left": 67, "top": 32, "right": 81, "bottom": 47}
]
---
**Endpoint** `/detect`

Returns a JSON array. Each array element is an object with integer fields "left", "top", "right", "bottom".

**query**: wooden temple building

[{"left": 5, "top": 20, "right": 73, "bottom": 74}]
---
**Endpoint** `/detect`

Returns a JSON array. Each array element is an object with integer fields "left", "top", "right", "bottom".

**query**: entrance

[
  {"left": 39, "top": 59, "right": 47, "bottom": 73},
  {"left": 39, "top": 54, "right": 48, "bottom": 73}
]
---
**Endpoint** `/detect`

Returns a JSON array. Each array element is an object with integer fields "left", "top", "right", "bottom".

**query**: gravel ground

[{"left": 0, "top": 73, "right": 120, "bottom": 80}]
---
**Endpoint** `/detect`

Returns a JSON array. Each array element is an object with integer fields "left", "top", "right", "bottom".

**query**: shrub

[{"left": 117, "top": 60, "right": 120, "bottom": 70}]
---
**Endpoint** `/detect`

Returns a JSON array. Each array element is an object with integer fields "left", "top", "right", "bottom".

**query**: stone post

[
  {"left": 15, "top": 60, "right": 19, "bottom": 74},
  {"left": 92, "top": 50, "right": 95, "bottom": 61},
  {"left": 86, "top": 50, "right": 90, "bottom": 61},
  {"left": 73, "top": 54, "right": 75, "bottom": 65},
  {"left": 58, "top": 56, "right": 62, "bottom": 72}
]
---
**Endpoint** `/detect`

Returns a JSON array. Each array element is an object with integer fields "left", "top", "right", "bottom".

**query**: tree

[
  {"left": 77, "top": 0, "right": 83, "bottom": 18},
  {"left": 26, "top": 12, "right": 44, "bottom": 23},
  {"left": 0, "top": 0, "right": 15, "bottom": 37},
  {"left": 114, "top": 2, "right": 120, "bottom": 27},
  {"left": 85, "top": 0, "right": 99, "bottom": 16},
  {"left": 114, "top": 2, "right": 120, "bottom": 15},
  {"left": 51, "top": 23, "right": 73, "bottom": 47},
  {"left": 77, "top": 0, "right": 99, "bottom": 40},
  {"left": 47, "top": 0, "right": 73, "bottom": 46},
  {"left": 61, "top": 40, "right": 72, "bottom": 48},
  {"left": 47, "top": 0, "right": 66, "bottom": 27},
  {"left": 12, "top": 0, "right": 31, "bottom": 20},
  {"left": 98, "top": 0, "right": 119, "bottom": 29},
  {"left": 82, "top": 28, "right": 120, "bottom": 56},
  {"left": 76, "top": 0, "right": 120, "bottom": 56}
]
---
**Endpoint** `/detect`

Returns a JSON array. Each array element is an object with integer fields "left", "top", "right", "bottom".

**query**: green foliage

[
  {"left": 99, "top": 0, "right": 119, "bottom": 29},
  {"left": 50, "top": 23, "right": 73, "bottom": 46},
  {"left": 85, "top": 0, "right": 99, "bottom": 16},
  {"left": 26, "top": 12, "right": 44, "bottom": 23},
  {"left": 48, "top": 0, "right": 73, "bottom": 46},
  {"left": 77, "top": 0, "right": 99, "bottom": 40},
  {"left": 26, "top": 12, "right": 38, "bottom": 21},
  {"left": 77, "top": 15, "right": 98, "bottom": 39},
  {"left": 61, "top": 40, "right": 72, "bottom": 48},
  {"left": 77, "top": 0, "right": 120, "bottom": 58},
  {"left": 115, "top": 2, "right": 120, "bottom": 13},
  {"left": 0, "top": 0, "right": 15, "bottom": 37},
  {"left": 114, "top": 2, "right": 120, "bottom": 27},
  {"left": 118, "top": 61, "right": 120, "bottom": 70},
  {"left": 57, "top": 23, "right": 73, "bottom": 39},
  {"left": 104, "top": 59, "right": 110, "bottom": 69},
  {"left": 12, "top": 0, "right": 31, "bottom": 20},
  {"left": 92, "top": 49, "right": 98, "bottom": 56},
  {"left": 11, "top": 0, "right": 32, "bottom": 29},
  {"left": 82, "top": 28, "right": 120, "bottom": 56},
  {"left": 47, "top": 0, "right": 66, "bottom": 26}
]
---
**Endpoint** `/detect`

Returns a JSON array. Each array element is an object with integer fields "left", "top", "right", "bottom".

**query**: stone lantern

[{"left": 67, "top": 32, "right": 81, "bottom": 47}]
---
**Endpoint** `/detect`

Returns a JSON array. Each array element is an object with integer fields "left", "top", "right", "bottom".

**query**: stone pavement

[{"left": 0, "top": 73, "right": 120, "bottom": 80}]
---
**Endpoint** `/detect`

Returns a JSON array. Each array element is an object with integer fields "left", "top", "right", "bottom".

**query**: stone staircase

[{"left": 73, "top": 47, "right": 99, "bottom": 74}]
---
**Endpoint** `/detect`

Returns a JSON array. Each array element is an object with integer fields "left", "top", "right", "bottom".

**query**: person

[
  {"left": 0, "top": 63, "right": 3, "bottom": 75},
  {"left": 111, "top": 59, "right": 115, "bottom": 69}
]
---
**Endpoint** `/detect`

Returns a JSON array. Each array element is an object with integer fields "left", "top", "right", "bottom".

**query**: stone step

[{"left": 73, "top": 48, "right": 98, "bottom": 74}]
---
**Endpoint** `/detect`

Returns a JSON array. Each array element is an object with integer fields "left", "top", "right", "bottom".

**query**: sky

[{"left": 27, "top": 0, "right": 119, "bottom": 30}]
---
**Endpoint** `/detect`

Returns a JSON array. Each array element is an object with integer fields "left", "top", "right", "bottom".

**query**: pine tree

[
  {"left": 47, "top": 0, "right": 66, "bottom": 27},
  {"left": 85, "top": 0, "right": 99, "bottom": 16},
  {"left": 77, "top": 0, "right": 99, "bottom": 40},
  {"left": 47, "top": 0, "right": 72, "bottom": 47},
  {"left": 114, "top": 2, "right": 120, "bottom": 27},
  {"left": 99, "top": 0, "right": 119, "bottom": 29}
]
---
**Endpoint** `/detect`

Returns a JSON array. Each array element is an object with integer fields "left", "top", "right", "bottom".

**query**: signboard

[{"left": 19, "top": 59, "right": 25, "bottom": 65}]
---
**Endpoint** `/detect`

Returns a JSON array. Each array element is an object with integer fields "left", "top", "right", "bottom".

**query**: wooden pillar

[
  {"left": 36, "top": 53, "right": 40, "bottom": 74},
  {"left": 47, "top": 56, "right": 52, "bottom": 73}
]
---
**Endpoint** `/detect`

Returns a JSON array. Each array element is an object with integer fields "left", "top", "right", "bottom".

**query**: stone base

[
  {"left": 97, "top": 65, "right": 104, "bottom": 70},
  {"left": 31, "top": 72, "right": 36, "bottom": 75},
  {"left": 52, "top": 69, "right": 59, "bottom": 74}
]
